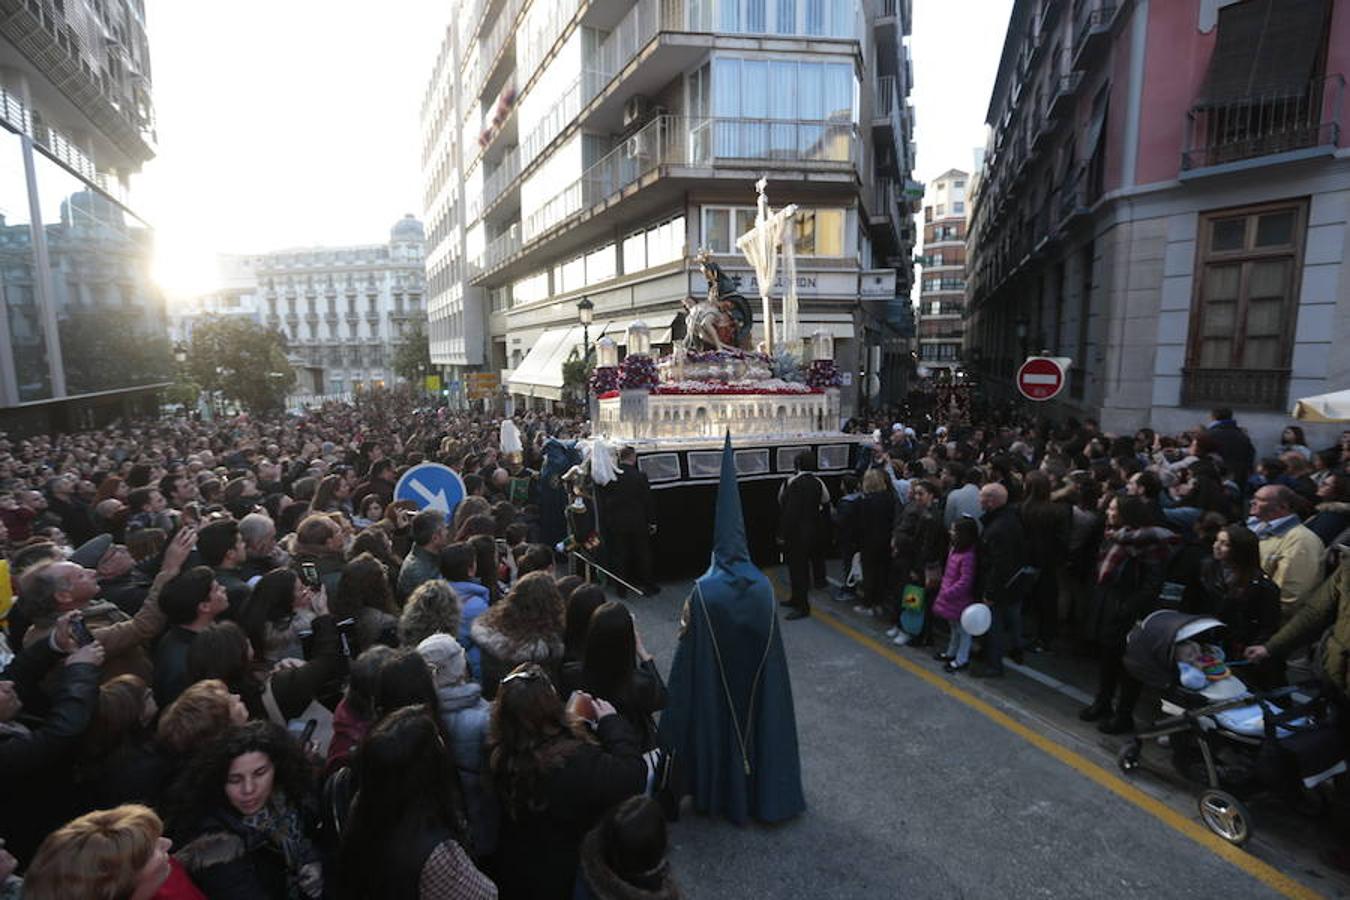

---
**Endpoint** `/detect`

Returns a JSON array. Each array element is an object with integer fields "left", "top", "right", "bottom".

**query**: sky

[{"left": 136, "top": 0, "right": 1015, "bottom": 301}]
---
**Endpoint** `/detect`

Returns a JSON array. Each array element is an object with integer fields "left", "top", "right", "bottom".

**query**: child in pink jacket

[{"left": 932, "top": 517, "right": 979, "bottom": 672}]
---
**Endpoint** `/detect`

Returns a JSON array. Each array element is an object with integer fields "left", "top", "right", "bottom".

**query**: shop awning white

[
  {"left": 506, "top": 326, "right": 585, "bottom": 400},
  {"left": 1292, "top": 389, "right": 1350, "bottom": 423}
]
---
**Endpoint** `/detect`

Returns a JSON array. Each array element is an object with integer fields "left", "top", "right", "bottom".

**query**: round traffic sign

[
  {"left": 394, "top": 463, "right": 466, "bottom": 522},
  {"left": 1016, "top": 357, "right": 1066, "bottom": 401}
]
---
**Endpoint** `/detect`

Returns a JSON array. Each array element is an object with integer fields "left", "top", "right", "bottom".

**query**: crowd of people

[
  {"left": 0, "top": 391, "right": 679, "bottom": 900},
  {"left": 820, "top": 409, "right": 1350, "bottom": 741},
  {"left": 3, "top": 385, "right": 1350, "bottom": 896}
]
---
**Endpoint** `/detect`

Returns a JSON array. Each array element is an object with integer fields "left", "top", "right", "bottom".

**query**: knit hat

[
  {"left": 71, "top": 533, "right": 113, "bottom": 569},
  {"left": 417, "top": 633, "right": 468, "bottom": 688}
]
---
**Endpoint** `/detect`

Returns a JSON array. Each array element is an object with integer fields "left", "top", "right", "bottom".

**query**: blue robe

[{"left": 658, "top": 435, "right": 806, "bottom": 825}]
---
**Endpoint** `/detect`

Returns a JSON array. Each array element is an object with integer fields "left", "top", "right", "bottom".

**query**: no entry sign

[{"left": 1016, "top": 356, "right": 1067, "bottom": 401}]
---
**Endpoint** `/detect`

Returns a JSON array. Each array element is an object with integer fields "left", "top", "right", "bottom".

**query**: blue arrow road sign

[{"left": 394, "top": 463, "right": 466, "bottom": 522}]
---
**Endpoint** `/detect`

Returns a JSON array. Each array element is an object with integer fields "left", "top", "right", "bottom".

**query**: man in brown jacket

[{"left": 21, "top": 526, "right": 195, "bottom": 684}]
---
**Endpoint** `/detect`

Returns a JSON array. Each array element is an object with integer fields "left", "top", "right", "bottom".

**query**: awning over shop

[
  {"left": 1292, "top": 388, "right": 1350, "bottom": 423},
  {"left": 1199, "top": 0, "right": 1328, "bottom": 106},
  {"left": 506, "top": 326, "right": 585, "bottom": 401},
  {"left": 597, "top": 313, "right": 682, "bottom": 345}
]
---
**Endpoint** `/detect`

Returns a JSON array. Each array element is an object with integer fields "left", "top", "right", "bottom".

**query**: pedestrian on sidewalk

[
  {"left": 932, "top": 517, "right": 979, "bottom": 672},
  {"left": 852, "top": 468, "right": 895, "bottom": 620}
]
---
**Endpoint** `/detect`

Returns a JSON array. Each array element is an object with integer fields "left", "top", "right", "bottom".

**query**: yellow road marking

[{"left": 806, "top": 603, "right": 1322, "bottom": 900}]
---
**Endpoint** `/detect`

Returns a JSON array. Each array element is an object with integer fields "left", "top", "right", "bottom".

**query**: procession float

[{"left": 574, "top": 181, "right": 870, "bottom": 574}]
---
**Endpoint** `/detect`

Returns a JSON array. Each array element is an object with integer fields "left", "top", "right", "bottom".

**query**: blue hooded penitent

[{"left": 657, "top": 433, "right": 805, "bottom": 824}]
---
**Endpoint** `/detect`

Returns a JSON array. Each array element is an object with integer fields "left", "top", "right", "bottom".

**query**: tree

[
  {"left": 187, "top": 315, "right": 296, "bottom": 413},
  {"left": 393, "top": 321, "right": 433, "bottom": 385},
  {"left": 560, "top": 348, "right": 593, "bottom": 412},
  {"left": 58, "top": 307, "right": 173, "bottom": 396}
]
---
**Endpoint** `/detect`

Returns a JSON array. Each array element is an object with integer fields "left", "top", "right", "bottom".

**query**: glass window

[
  {"left": 746, "top": 0, "right": 766, "bottom": 32},
  {"left": 703, "top": 208, "right": 731, "bottom": 253},
  {"left": 623, "top": 232, "right": 646, "bottom": 273},
  {"left": 1187, "top": 201, "right": 1306, "bottom": 408},
  {"left": 776, "top": 0, "right": 796, "bottom": 33},
  {"left": 586, "top": 244, "right": 615, "bottom": 285},
  {"left": 953, "top": 201, "right": 965, "bottom": 214},
  {"left": 0, "top": 126, "right": 50, "bottom": 402},
  {"left": 562, "top": 256, "right": 586, "bottom": 293},
  {"left": 30, "top": 145, "right": 169, "bottom": 399}
]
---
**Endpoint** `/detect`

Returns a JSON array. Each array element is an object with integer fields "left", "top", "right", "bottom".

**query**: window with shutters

[{"left": 1183, "top": 200, "right": 1306, "bottom": 410}]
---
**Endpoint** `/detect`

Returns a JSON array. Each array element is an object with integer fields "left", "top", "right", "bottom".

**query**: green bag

[{"left": 899, "top": 583, "right": 926, "bottom": 636}]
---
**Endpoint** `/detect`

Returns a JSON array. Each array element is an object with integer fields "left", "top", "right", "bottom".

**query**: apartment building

[
  {"left": 916, "top": 168, "right": 968, "bottom": 374},
  {"left": 0, "top": 0, "right": 163, "bottom": 433},
  {"left": 965, "top": 0, "right": 1350, "bottom": 447},
  {"left": 420, "top": 0, "right": 919, "bottom": 414},
  {"left": 257, "top": 216, "right": 427, "bottom": 396}
]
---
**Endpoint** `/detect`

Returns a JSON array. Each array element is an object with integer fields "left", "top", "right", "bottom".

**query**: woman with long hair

[
  {"left": 236, "top": 568, "right": 316, "bottom": 667},
  {"left": 1079, "top": 495, "right": 1180, "bottom": 735},
  {"left": 440, "top": 541, "right": 490, "bottom": 678},
  {"left": 570, "top": 601, "right": 666, "bottom": 749},
  {"left": 186, "top": 609, "right": 340, "bottom": 723},
  {"left": 854, "top": 467, "right": 896, "bottom": 617},
  {"left": 1306, "top": 470, "right": 1350, "bottom": 547},
  {"left": 77, "top": 675, "right": 167, "bottom": 811},
  {"left": 333, "top": 553, "right": 398, "bottom": 655},
  {"left": 562, "top": 584, "right": 606, "bottom": 666},
  {"left": 468, "top": 534, "right": 503, "bottom": 606},
  {"left": 349, "top": 527, "right": 402, "bottom": 595},
  {"left": 488, "top": 662, "right": 646, "bottom": 899},
  {"left": 309, "top": 474, "right": 350, "bottom": 515},
  {"left": 325, "top": 645, "right": 396, "bottom": 778},
  {"left": 168, "top": 722, "right": 323, "bottom": 899},
  {"left": 471, "top": 571, "right": 565, "bottom": 700},
  {"left": 337, "top": 706, "right": 495, "bottom": 899},
  {"left": 1198, "top": 524, "right": 1281, "bottom": 659}
]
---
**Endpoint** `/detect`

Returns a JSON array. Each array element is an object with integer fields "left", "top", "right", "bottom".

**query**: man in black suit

[
  {"left": 600, "top": 446, "right": 657, "bottom": 596},
  {"left": 1206, "top": 406, "right": 1256, "bottom": 490},
  {"left": 778, "top": 452, "right": 828, "bottom": 621}
]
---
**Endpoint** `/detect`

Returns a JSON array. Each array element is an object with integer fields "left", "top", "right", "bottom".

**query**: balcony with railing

[
  {"left": 1071, "top": 0, "right": 1118, "bottom": 69},
  {"left": 1182, "top": 367, "right": 1290, "bottom": 411},
  {"left": 1181, "top": 74, "right": 1344, "bottom": 172},
  {"left": 473, "top": 114, "right": 856, "bottom": 282},
  {"left": 874, "top": 75, "right": 902, "bottom": 145},
  {"left": 1049, "top": 69, "right": 1084, "bottom": 118},
  {"left": 482, "top": 146, "right": 521, "bottom": 214}
]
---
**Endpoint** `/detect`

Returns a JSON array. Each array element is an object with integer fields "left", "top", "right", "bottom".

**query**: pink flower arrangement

[
  {"left": 806, "top": 359, "right": 842, "bottom": 389},
  {"left": 618, "top": 355, "right": 659, "bottom": 390},
  {"left": 588, "top": 366, "right": 619, "bottom": 396}
]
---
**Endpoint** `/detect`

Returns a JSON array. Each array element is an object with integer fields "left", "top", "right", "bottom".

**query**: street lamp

[
  {"left": 577, "top": 297, "right": 594, "bottom": 362},
  {"left": 1015, "top": 315, "right": 1029, "bottom": 360}
]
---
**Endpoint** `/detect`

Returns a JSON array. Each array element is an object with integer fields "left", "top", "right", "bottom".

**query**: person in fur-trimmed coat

[
  {"left": 573, "top": 796, "right": 681, "bottom": 900},
  {"left": 469, "top": 571, "right": 564, "bottom": 700}
]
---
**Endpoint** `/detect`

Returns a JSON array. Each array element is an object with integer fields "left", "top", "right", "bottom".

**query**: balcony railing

[
  {"left": 483, "top": 146, "right": 520, "bottom": 211},
  {"left": 1181, "top": 74, "right": 1344, "bottom": 171},
  {"left": 1182, "top": 368, "right": 1290, "bottom": 411},
  {"left": 514, "top": 114, "right": 855, "bottom": 258},
  {"left": 1072, "top": 0, "right": 1117, "bottom": 65}
]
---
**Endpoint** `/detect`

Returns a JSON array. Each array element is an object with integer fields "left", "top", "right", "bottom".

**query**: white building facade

[
  {"left": 916, "top": 168, "right": 968, "bottom": 373},
  {"left": 256, "top": 217, "right": 427, "bottom": 396},
  {"left": 420, "top": 0, "right": 919, "bottom": 412}
]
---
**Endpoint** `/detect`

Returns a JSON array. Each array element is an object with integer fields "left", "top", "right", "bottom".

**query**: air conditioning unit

[{"left": 622, "top": 95, "right": 653, "bottom": 128}]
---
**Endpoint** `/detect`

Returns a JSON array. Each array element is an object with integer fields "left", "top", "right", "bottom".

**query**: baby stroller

[{"left": 1116, "top": 610, "right": 1347, "bottom": 845}]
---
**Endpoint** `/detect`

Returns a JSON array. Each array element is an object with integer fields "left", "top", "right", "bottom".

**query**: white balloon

[{"left": 961, "top": 603, "right": 992, "bottom": 637}]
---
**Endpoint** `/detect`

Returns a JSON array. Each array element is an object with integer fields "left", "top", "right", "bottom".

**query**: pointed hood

[{"left": 710, "top": 432, "right": 750, "bottom": 571}]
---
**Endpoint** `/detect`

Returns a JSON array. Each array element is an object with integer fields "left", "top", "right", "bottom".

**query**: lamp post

[
  {"left": 577, "top": 297, "right": 594, "bottom": 362},
  {"left": 1015, "top": 314, "right": 1029, "bottom": 362}
]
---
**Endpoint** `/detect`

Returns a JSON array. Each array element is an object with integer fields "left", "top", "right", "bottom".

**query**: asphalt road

[{"left": 618, "top": 570, "right": 1339, "bottom": 899}]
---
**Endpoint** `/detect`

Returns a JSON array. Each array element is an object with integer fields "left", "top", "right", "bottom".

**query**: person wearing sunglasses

[{"left": 487, "top": 662, "right": 647, "bottom": 899}]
